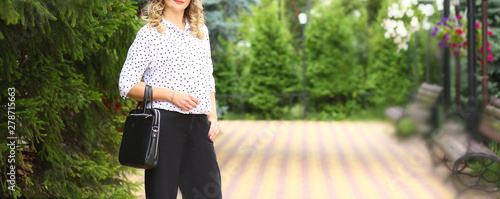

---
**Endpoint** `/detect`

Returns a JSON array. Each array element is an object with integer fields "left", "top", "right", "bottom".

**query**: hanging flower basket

[{"left": 432, "top": 13, "right": 494, "bottom": 64}]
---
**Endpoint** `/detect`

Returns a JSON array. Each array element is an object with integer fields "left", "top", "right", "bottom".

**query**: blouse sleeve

[
  {"left": 118, "top": 26, "right": 154, "bottom": 99},
  {"left": 203, "top": 25, "right": 216, "bottom": 93}
]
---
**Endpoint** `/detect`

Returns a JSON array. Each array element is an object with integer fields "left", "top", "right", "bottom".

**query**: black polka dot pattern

[{"left": 118, "top": 18, "right": 216, "bottom": 114}]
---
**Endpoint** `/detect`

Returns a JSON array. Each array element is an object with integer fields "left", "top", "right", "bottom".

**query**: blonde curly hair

[{"left": 141, "top": 0, "right": 206, "bottom": 40}]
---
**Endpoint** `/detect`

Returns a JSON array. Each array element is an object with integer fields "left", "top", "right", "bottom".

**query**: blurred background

[{"left": 1, "top": 0, "right": 499, "bottom": 198}]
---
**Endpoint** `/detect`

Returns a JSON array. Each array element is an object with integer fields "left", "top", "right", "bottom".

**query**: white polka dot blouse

[{"left": 119, "top": 18, "right": 216, "bottom": 114}]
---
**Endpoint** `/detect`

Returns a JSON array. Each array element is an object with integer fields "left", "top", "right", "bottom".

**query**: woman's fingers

[
  {"left": 185, "top": 95, "right": 199, "bottom": 110},
  {"left": 213, "top": 125, "right": 221, "bottom": 139},
  {"left": 208, "top": 121, "right": 221, "bottom": 141},
  {"left": 208, "top": 122, "right": 216, "bottom": 140},
  {"left": 187, "top": 99, "right": 198, "bottom": 108},
  {"left": 189, "top": 95, "right": 200, "bottom": 105},
  {"left": 182, "top": 101, "right": 197, "bottom": 110},
  {"left": 173, "top": 91, "right": 199, "bottom": 111}
]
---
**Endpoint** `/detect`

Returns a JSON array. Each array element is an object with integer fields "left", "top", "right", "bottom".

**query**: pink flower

[
  {"left": 456, "top": 29, "right": 463, "bottom": 35},
  {"left": 488, "top": 47, "right": 491, "bottom": 54},
  {"left": 488, "top": 55, "right": 493, "bottom": 62},
  {"left": 463, "top": 42, "right": 467, "bottom": 47},
  {"left": 488, "top": 31, "right": 493, "bottom": 36},
  {"left": 457, "top": 15, "right": 462, "bottom": 20},
  {"left": 476, "top": 22, "right": 481, "bottom": 29},
  {"left": 451, "top": 43, "right": 457, "bottom": 48}
]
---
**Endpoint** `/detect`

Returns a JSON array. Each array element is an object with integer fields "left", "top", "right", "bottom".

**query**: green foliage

[
  {"left": 465, "top": 1, "right": 500, "bottom": 182},
  {"left": 395, "top": 117, "right": 416, "bottom": 137},
  {"left": 365, "top": 0, "right": 412, "bottom": 108},
  {"left": 305, "top": 2, "right": 365, "bottom": 117},
  {"left": 454, "top": 0, "right": 500, "bottom": 105},
  {"left": 204, "top": 0, "right": 259, "bottom": 52},
  {"left": 0, "top": 0, "right": 142, "bottom": 197},
  {"left": 213, "top": 0, "right": 497, "bottom": 121},
  {"left": 468, "top": 142, "right": 500, "bottom": 187},
  {"left": 343, "top": 2, "right": 370, "bottom": 71},
  {"left": 212, "top": 37, "right": 251, "bottom": 116},
  {"left": 483, "top": 0, "right": 500, "bottom": 97},
  {"left": 213, "top": 40, "right": 242, "bottom": 95},
  {"left": 366, "top": 32, "right": 411, "bottom": 107},
  {"left": 307, "top": 102, "right": 357, "bottom": 121},
  {"left": 218, "top": 0, "right": 440, "bottom": 120},
  {"left": 366, "top": 0, "right": 384, "bottom": 24},
  {"left": 240, "top": 2, "right": 300, "bottom": 119},
  {"left": 282, "top": 0, "right": 315, "bottom": 50}
]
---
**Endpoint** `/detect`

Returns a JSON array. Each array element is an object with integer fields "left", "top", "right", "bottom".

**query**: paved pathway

[{"left": 130, "top": 121, "right": 486, "bottom": 198}]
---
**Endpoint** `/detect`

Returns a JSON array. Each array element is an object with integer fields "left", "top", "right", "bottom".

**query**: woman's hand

[
  {"left": 207, "top": 116, "right": 221, "bottom": 141},
  {"left": 172, "top": 90, "right": 199, "bottom": 111}
]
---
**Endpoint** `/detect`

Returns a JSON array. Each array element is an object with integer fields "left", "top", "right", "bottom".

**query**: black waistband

[{"left": 157, "top": 109, "right": 206, "bottom": 118}]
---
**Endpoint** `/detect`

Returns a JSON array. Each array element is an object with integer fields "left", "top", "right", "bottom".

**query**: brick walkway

[{"left": 130, "top": 121, "right": 495, "bottom": 198}]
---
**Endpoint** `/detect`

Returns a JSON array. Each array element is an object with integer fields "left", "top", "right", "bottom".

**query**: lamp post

[
  {"left": 298, "top": 13, "right": 307, "bottom": 119},
  {"left": 443, "top": 0, "right": 451, "bottom": 117},
  {"left": 467, "top": 0, "right": 478, "bottom": 132},
  {"left": 481, "top": 0, "right": 489, "bottom": 108}
]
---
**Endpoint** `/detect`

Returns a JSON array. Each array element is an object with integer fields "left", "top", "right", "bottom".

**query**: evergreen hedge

[
  {"left": 305, "top": 2, "right": 365, "bottom": 118},
  {"left": 240, "top": 2, "right": 300, "bottom": 119},
  {"left": 0, "top": 0, "right": 142, "bottom": 197},
  {"left": 365, "top": 0, "right": 414, "bottom": 108}
]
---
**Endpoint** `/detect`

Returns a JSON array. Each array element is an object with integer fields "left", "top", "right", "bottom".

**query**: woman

[{"left": 118, "top": 0, "right": 222, "bottom": 198}]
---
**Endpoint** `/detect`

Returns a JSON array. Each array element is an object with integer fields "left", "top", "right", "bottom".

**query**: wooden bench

[
  {"left": 431, "top": 123, "right": 468, "bottom": 168},
  {"left": 432, "top": 97, "right": 500, "bottom": 193},
  {"left": 385, "top": 83, "right": 443, "bottom": 135}
]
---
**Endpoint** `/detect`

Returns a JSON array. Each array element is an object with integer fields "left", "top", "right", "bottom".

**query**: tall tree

[
  {"left": 204, "top": 0, "right": 259, "bottom": 105},
  {"left": 240, "top": 2, "right": 300, "bottom": 119},
  {"left": 0, "top": 0, "right": 142, "bottom": 197},
  {"left": 365, "top": 0, "right": 412, "bottom": 107},
  {"left": 305, "top": 1, "right": 365, "bottom": 114}
]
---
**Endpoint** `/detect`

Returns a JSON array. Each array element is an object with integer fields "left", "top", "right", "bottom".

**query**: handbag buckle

[{"left": 152, "top": 126, "right": 159, "bottom": 133}]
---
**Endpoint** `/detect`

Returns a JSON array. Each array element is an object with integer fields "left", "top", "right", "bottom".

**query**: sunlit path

[
  {"left": 132, "top": 121, "right": 468, "bottom": 199},
  {"left": 214, "top": 121, "right": 455, "bottom": 199}
]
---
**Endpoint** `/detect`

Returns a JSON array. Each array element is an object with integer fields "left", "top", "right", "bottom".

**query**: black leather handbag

[{"left": 119, "top": 85, "right": 161, "bottom": 169}]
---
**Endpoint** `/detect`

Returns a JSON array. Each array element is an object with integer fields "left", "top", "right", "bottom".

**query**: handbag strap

[
  {"left": 147, "top": 85, "right": 153, "bottom": 109},
  {"left": 143, "top": 85, "right": 153, "bottom": 113},
  {"left": 133, "top": 85, "right": 153, "bottom": 114}
]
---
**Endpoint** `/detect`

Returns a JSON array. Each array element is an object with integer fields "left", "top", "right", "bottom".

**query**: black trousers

[{"left": 145, "top": 110, "right": 222, "bottom": 199}]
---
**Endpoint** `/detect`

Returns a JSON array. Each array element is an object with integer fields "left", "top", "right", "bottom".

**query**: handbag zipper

[{"left": 153, "top": 109, "right": 160, "bottom": 159}]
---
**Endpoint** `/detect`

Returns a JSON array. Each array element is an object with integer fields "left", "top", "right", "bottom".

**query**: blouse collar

[{"left": 161, "top": 17, "right": 191, "bottom": 32}]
